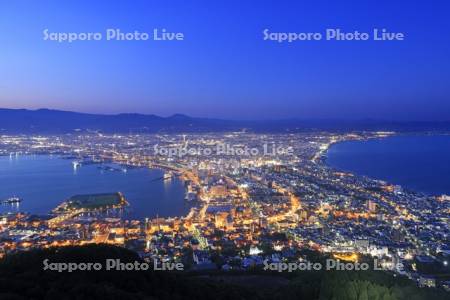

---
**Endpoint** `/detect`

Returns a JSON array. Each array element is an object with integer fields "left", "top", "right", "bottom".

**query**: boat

[
  {"left": 72, "top": 161, "right": 81, "bottom": 169},
  {"left": 2, "top": 196, "right": 22, "bottom": 204}
]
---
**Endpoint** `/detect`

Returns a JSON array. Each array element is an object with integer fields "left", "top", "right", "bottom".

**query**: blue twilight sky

[{"left": 0, "top": 0, "right": 449, "bottom": 120}]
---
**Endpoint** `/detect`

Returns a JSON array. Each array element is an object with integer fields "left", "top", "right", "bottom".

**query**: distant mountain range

[{"left": 1, "top": 108, "right": 450, "bottom": 133}]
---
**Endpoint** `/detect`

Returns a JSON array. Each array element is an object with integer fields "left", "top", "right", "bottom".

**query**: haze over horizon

[
  {"left": 1, "top": 0, "right": 450, "bottom": 121},
  {"left": 2, "top": 107, "right": 450, "bottom": 122}
]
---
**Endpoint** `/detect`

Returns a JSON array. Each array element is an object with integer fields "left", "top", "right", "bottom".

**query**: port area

[{"left": 49, "top": 192, "right": 128, "bottom": 227}]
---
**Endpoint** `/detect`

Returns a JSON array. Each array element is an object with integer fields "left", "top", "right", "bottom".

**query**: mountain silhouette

[{"left": 0, "top": 108, "right": 449, "bottom": 133}]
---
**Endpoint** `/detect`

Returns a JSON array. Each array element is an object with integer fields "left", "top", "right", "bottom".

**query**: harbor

[{"left": 0, "top": 155, "right": 191, "bottom": 219}]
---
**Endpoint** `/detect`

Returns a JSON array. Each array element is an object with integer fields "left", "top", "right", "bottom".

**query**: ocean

[{"left": 326, "top": 134, "right": 450, "bottom": 196}]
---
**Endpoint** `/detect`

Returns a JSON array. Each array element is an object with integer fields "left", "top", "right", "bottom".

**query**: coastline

[
  {"left": 322, "top": 133, "right": 450, "bottom": 197},
  {"left": 0, "top": 155, "right": 191, "bottom": 219}
]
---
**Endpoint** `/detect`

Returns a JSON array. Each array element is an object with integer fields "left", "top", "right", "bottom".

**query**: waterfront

[
  {"left": 326, "top": 134, "right": 450, "bottom": 196},
  {"left": 0, "top": 132, "right": 448, "bottom": 290},
  {"left": 0, "top": 155, "right": 190, "bottom": 219}
]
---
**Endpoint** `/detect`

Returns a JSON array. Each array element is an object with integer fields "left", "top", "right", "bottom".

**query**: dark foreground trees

[{"left": 0, "top": 245, "right": 448, "bottom": 300}]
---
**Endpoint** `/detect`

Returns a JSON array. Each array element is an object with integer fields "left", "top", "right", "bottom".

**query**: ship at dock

[{"left": 2, "top": 196, "right": 22, "bottom": 204}]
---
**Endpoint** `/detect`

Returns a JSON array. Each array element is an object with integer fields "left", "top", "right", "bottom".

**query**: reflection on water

[
  {"left": 1, "top": 202, "right": 20, "bottom": 213},
  {"left": 0, "top": 155, "right": 191, "bottom": 219}
]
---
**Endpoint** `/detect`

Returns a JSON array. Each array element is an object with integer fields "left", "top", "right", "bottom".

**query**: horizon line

[{"left": 1, "top": 107, "right": 450, "bottom": 123}]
